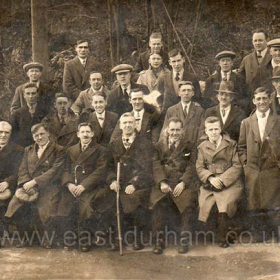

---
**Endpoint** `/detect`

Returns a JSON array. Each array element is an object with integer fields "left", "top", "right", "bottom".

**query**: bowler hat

[
  {"left": 215, "top": 51, "right": 236, "bottom": 60},
  {"left": 269, "top": 67, "right": 280, "bottom": 80},
  {"left": 215, "top": 81, "right": 235, "bottom": 94},
  {"left": 15, "top": 187, "right": 39, "bottom": 203},
  {"left": 111, "top": 64, "right": 133, "bottom": 74},
  {"left": 23, "top": 62, "right": 44, "bottom": 72},
  {"left": 267, "top": 38, "right": 280, "bottom": 47}
]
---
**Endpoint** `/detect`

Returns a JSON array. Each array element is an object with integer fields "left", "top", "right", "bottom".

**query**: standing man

[
  {"left": 204, "top": 81, "right": 246, "bottom": 142},
  {"left": 253, "top": 38, "right": 280, "bottom": 93},
  {"left": 150, "top": 118, "right": 198, "bottom": 254},
  {"left": 239, "top": 29, "right": 271, "bottom": 93},
  {"left": 0, "top": 121, "right": 23, "bottom": 248},
  {"left": 238, "top": 87, "right": 280, "bottom": 242},
  {"left": 270, "top": 67, "right": 280, "bottom": 115},
  {"left": 135, "top": 31, "right": 169, "bottom": 73},
  {"left": 158, "top": 49, "right": 202, "bottom": 112},
  {"left": 110, "top": 88, "right": 161, "bottom": 144},
  {"left": 160, "top": 81, "right": 204, "bottom": 146},
  {"left": 71, "top": 71, "right": 110, "bottom": 115},
  {"left": 108, "top": 113, "right": 154, "bottom": 250},
  {"left": 42, "top": 93, "right": 78, "bottom": 148},
  {"left": 204, "top": 51, "right": 248, "bottom": 112},
  {"left": 11, "top": 83, "right": 46, "bottom": 147},
  {"left": 57, "top": 123, "right": 115, "bottom": 252},
  {"left": 107, "top": 64, "right": 150, "bottom": 117},
  {"left": 10, "top": 62, "right": 53, "bottom": 114},
  {"left": 63, "top": 40, "right": 96, "bottom": 100}
]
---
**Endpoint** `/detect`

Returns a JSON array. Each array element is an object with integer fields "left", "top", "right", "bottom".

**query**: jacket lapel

[
  {"left": 224, "top": 106, "right": 236, "bottom": 129},
  {"left": 250, "top": 52, "right": 259, "bottom": 71},
  {"left": 264, "top": 112, "right": 277, "bottom": 138},
  {"left": 34, "top": 142, "right": 55, "bottom": 170},
  {"left": 214, "top": 105, "right": 223, "bottom": 127},
  {"left": 82, "top": 57, "right": 93, "bottom": 85},
  {"left": 213, "top": 137, "right": 230, "bottom": 158},
  {"left": 261, "top": 52, "right": 272, "bottom": 67},
  {"left": 140, "top": 111, "right": 150, "bottom": 134},
  {"left": 184, "top": 102, "right": 196, "bottom": 126},
  {"left": 73, "top": 57, "right": 85, "bottom": 80},
  {"left": 251, "top": 113, "right": 261, "bottom": 143},
  {"left": 76, "top": 141, "right": 99, "bottom": 165}
]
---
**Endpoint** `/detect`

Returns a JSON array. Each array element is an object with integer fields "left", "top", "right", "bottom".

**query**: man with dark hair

[
  {"left": 158, "top": 49, "right": 202, "bottom": 111},
  {"left": 204, "top": 51, "right": 248, "bottom": 111},
  {"left": 57, "top": 122, "right": 114, "bottom": 252},
  {"left": 5, "top": 123, "right": 65, "bottom": 248},
  {"left": 110, "top": 88, "right": 161, "bottom": 144},
  {"left": 11, "top": 83, "right": 47, "bottom": 147},
  {"left": 238, "top": 87, "right": 280, "bottom": 242},
  {"left": 71, "top": 71, "right": 110, "bottom": 115},
  {"left": 135, "top": 31, "right": 169, "bottom": 73},
  {"left": 197, "top": 116, "right": 243, "bottom": 248},
  {"left": 10, "top": 62, "right": 54, "bottom": 114},
  {"left": 108, "top": 113, "right": 154, "bottom": 250},
  {"left": 0, "top": 121, "right": 23, "bottom": 248},
  {"left": 42, "top": 93, "right": 79, "bottom": 148},
  {"left": 150, "top": 117, "right": 198, "bottom": 254},
  {"left": 63, "top": 40, "right": 96, "bottom": 100}
]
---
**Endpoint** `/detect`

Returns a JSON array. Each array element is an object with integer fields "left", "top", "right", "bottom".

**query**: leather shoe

[
  {"left": 80, "top": 246, "right": 91, "bottom": 253},
  {"left": 153, "top": 239, "right": 164, "bottom": 255},
  {"left": 133, "top": 242, "right": 144, "bottom": 251},
  {"left": 218, "top": 241, "right": 229, "bottom": 248},
  {"left": 178, "top": 244, "right": 189, "bottom": 254}
]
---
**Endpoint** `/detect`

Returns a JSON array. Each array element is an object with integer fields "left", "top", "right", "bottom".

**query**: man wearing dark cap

[
  {"left": 239, "top": 29, "right": 271, "bottom": 93},
  {"left": 253, "top": 38, "right": 280, "bottom": 93},
  {"left": 204, "top": 51, "right": 248, "bottom": 112},
  {"left": 63, "top": 40, "right": 96, "bottom": 100},
  {"left": 203, "top": 81, "right": 246, "bottom": 142},
  {"left": 107, "top": 64, "right": 150, "bottom": 117},
  {"left": 10, "top": 62, "right": 53, "bottom": 114}
]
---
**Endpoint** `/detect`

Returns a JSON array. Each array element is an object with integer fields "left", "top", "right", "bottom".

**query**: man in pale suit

[{"left": 63, "top": 40, "right": 96, "bottom": 100}]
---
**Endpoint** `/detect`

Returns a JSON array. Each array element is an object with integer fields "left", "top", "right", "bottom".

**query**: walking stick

[{"left": 116, "top": 162, "right": 123, "bottom": 255}]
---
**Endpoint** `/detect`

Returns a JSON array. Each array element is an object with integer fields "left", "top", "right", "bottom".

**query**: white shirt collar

[
  {"left": 78, "top": 56, "right": 87, "bottom": 65},
  {"left": 220, "top": 104, "right": 231, "bottom": 112},
  {"left": 96, "top": 111, "right": 105, "bottom": 119},
  {"left": 209, "top": 135, "right": 222, "bottom": 148},
  {"left": 91, "top": 86, "right": 103, "bottom": 93},
  {"left": 121, "top": 84, "right": 131, "bottom": 94},
  {"left": 173, "top": 69, "right": 184, "bottom": 79},
  {"left": 181, "top": 101, "right": 191, "bottom": 110},
  {"left": 256, "top": 109, "right": 270, "bottom": 119},
  {"left": 38, "top": 141, "right": 50, "bottom": 151},
  {"left": 221, "top": 70, "right": 231, "bottom": 77},
  {"left": 133, "top": 109, "right": 144, "bottom": 118},
  {"left": 256, "top": 48, "right": 268, "bottom": 57}
]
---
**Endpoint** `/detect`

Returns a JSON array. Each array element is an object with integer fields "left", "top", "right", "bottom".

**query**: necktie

[
  {"left": 184, "top": 105, "right": 188, "bottom": 117},
  {"left": 257, "top": 51, "right": 262, "bottom": 64},
  {"left": 82, "top": 59, "right": 86, "bottom": 68},
  {"left": 82, "top": 144, "right": 88, "bottom": 152},
  {"left": 223, "top": 74, "right": 227, "bottom": 81},
  {"left": 124, "top": 138, "right": 131, "bottom": 149},
  {"left": 123, "top": 89, "right": 129, "bottom": 101},
  {"left": 170, "top": 142, "right": 176, "bottom": 152},
  {"left": 37, "top": 146, "right": 44, "bottom": 158},
  {"left": 61, "top": 116, "right": 66, "bottom": 126},
  {"left": 261, "top": 112, "right": 266, "bottom": 118},
  {"left": 213, "top": 141, "right": 217, "bottom": 149},
  {"left": 222, "top": 109, "right": 226, "bottom": 117},
  {"left": 175, "top": 72, "right": 180, "bottom": 81},
  {"left": 98, "top": 116, "right": 104, "bottom": 127}
]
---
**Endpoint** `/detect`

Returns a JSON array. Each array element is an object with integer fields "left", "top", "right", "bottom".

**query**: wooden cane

[{"left": 116, "top": 162, "right": 123, "bottom": 255}]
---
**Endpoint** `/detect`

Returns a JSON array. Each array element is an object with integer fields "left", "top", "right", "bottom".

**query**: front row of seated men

[{"left": 0, "top": 85, "right": 279, "bottom": 255}]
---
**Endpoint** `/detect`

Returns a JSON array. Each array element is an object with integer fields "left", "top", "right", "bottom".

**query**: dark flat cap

[
  {"left": 23, "top": 62, "right": 44, "bottom": 72},
  {"left": 268, "top": 38, "right": 280, "bottom": 47},
  {"left": 215, "top": 51, "right": 236, "bottom": 60},
  {"left": 111, "top": 64, "right": 133, "bottom": 74}
]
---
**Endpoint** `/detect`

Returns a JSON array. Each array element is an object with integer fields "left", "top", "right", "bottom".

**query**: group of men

[{"left": 0, "top": 28, "right": 280, "bottom": 255}]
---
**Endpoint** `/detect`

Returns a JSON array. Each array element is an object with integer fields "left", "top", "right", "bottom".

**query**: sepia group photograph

[{"left": 0, "top": 0, "right": 280, "bottom": 279}]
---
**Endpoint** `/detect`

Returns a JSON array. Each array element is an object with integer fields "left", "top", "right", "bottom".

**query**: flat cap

[
  {"left": 23, "top": 62, "right": 44, "bottom": 72},
  {"left": 215, "top": 51, "right": 236, "bottom": 60},
  {"left": 111, "top": 64, "right": 133, "bottom": 74},
  {"left": 268, "top": 38, "right": 280, "bottom": 47},
  {"left": 269, "top": 66, "right": 280, "bottom": 80}
]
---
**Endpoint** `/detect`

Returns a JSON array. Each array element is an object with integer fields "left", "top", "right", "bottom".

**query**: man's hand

[
  {"left": 68, "top": 183, "right": 77, "bottom": 197},
  {"left": 74, "top": 185, "right": 86, "bottom": 197},
  {"left": 0, "top": 181, "right": 9, "bottom": 193},
  {"left": 125, "top": 185, "right": 136, "bottom": 195},
  {"left": 160, "top": 182, "right": 170, "bottom": 194},
  {"left": 173, "top": 181, "right": 186, "bottom": 197},
  {"left": 208, "top": 176, "right": 224, "bottom": 190},
  {"left": 23, "top": 180, "right": 37, "bottom": 194},
  {"left": 110, "top": 180, "right": 120, "bottom": 193}
]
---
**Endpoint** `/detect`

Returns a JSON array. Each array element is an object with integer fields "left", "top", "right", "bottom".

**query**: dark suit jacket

[
  {"left": 204, "top": 70, "right": 249, "bottom": 111},
  {"left": 5, "top": 141, "right": 65, "bottom": 223},
  {"left": 252, "top": 59, "right": 273, "bottom": 93},
  {"left": 63, "top": 56, "right": 96, "bottom": 100},
  {"left": 161, "top": 102, "right": 204, "bottom": 147},
  {"left": 11, "top": 105, "right": 46, "bottom": 147},
  {"left": 157, "top": 68, "right": 202, "bottom": 112},
  {"left": 106, "top": 82, "right": 150, "bottom": 117},
  {"left": 10, "top": 81, "right": 54, "bottom": 114},
  {"left": 239, "top": 50, "right": 271, "bottom": 92},
  {"left": 107, "top": 135, "right": 154, "bottom": 213},
  {"left": 270, "top": 91, "right": 280, "bottom": 115},
  {"left": 204, "top": 105, "right": 246, "bottom": 142},
  {"left": 58, "top": 140, "right": 114, "bottom": 220},
  {"left": 135, "top": 49, "right": 169, "bottom": 73},
  {"left": 150, "top": 137, "right": 198, "bottom": 213},
  {"left": 110, "top": 110, "right": 161, "bottom": 144},
  {"left": 42, "top": 109, "right": 79, "bottom": 148}
]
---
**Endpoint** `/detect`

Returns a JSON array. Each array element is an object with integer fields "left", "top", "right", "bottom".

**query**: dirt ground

[{"left": 1, "top": 241, "right": 280, "bottom": 280}]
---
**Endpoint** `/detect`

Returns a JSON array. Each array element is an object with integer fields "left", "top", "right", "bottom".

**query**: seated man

[
  {"left": 42, "top": 93, "right": 78, "bottom": 148},
  {"left": 57, "top": 122, "right": 115, "bottom": 252},
  {"left": 108, "top": 113, "right": 154, "bottom": 250},
  {"left": 10, "top": 62, "right": 53, "bottom": 114},
  {"left": 79, "top": 92, "right": 118, "bottom": 147},
  {"left": 203, "top": 81, "right": 246, "bottom": 142},
  {"left": 110, "top": 88, "right": 161, "bottom": 144},
  {"left": 71, "top": 71, "right": 110, "bottom": 115},
  {"left": 5, "top": 123, "right": 65, "bottom": 248},
  {"left": 160, "top": 81, "right": 204, "bottom": 146},
  {"left": 11, "top": 83, "right": 47, "bottom": 147},
  {"left": 196, "top": 117, "right": 243, "bottom": 248},
  {"left": 150, "top": 118, "right": 199, "bottom": 254},
  {"left": 0, "top": 121, "right": 23, "bottom": 248}
]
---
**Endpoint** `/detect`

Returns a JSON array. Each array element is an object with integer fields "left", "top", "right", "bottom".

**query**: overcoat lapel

[
  {"left": 33, "top": 142, "right": 55, "bottom": 172},
  {"left": 250, "top": 113, "right": 261, "bottom": 143},
  {"left": 264, "top": 113, "right": 277, "bottom": 138},
  {"left": 73, "top": 57, "right": 85, "bottom": 80},
  {"left": 224, "top": 106, "right": 236, "bottom": 129},
  {"left": 76, "top": 141, "right": 99, "bottom": 165}
]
